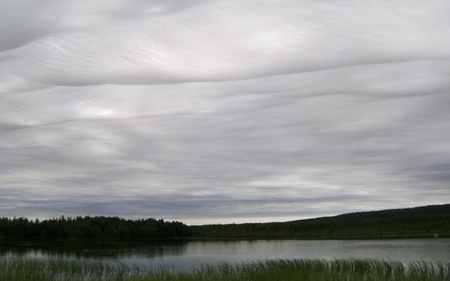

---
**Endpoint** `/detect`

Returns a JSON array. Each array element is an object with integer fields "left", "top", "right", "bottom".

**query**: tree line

[
  {"left": 0, "top": 216, "right": 191, "bottom": 241},
  {"left": 1, "top": 204, "right": 449, "bottom": 241}
]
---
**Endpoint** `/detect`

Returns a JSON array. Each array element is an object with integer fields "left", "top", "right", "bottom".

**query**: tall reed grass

[{"left": 1, "top": 258, "right": 449, "bottom": 281}]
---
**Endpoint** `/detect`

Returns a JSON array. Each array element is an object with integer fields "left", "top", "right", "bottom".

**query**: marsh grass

[{"left": 1, "top": 258, "right": 449, "bottom": 281}]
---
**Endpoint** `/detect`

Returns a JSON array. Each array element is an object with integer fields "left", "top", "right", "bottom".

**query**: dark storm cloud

[{"left": 1, "top": 0, "right": 449, "bottom": 224}]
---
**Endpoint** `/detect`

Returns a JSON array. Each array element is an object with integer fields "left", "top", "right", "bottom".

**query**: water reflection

[
  {"left": 0, "top": 240, "right": 188, "bottom": 260},
  {"left": 180, "top": 239, "right": 450, "bottom": 262},
  {"left": 1, "top": 239, "right": 449, "bottom": 270}
]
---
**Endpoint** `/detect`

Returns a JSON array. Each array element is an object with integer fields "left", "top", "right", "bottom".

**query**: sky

[{"left": 1, "top": 0, "right": 449, "bottom": 225}]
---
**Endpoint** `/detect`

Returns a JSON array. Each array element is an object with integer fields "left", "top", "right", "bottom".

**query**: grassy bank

[{"left": 1, "top": 258, "right": 449, "bottom": 281}]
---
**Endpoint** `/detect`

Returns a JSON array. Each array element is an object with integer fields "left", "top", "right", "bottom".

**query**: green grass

[{"left": 1, "top": 258, "right": 449, "bottom": 281}]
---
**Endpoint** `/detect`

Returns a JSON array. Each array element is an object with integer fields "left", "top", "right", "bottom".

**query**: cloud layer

[{"left": 1, "top": 0, "right": 449, "bottom": 224}]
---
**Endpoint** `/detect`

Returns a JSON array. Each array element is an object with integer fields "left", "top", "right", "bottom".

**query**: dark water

[{"left": 1, "top": 239, "right": 449, "bottom": 270}]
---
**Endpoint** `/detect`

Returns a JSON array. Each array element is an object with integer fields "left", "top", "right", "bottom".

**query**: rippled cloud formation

[{"left": 1, "top": 0, "right": 449, "bottom": 224}]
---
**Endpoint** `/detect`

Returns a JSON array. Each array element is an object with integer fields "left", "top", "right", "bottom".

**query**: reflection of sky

[
  {"left": 3, "top": 239, "right": 450, "bottom": 269},
  {"left": 1, "top": 0, "right": 450, "bottom": 224}
]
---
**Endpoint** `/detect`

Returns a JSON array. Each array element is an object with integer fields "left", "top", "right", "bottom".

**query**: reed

[{"left": 1, "top": 258, "right": 449, "bottom": 281}]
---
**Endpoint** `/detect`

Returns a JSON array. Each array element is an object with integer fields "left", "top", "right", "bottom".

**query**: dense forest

[
  {"left": 0, "top": 216, "right": 191, "bottom": 241},
  {"left": 1, "top": 204, "right": 449, "bottom": 241},
  {"left": 190, "top": 204, "right": 450, "bottom": 239}
]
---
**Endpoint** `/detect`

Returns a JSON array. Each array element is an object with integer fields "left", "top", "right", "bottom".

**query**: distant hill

[{"left": 190, "top": 204, "right": 450, "bottom": 239}]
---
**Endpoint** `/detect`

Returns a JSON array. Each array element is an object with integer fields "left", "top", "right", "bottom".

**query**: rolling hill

[{"left": 190, "top": 204, "right": 450, "bottom": 239}]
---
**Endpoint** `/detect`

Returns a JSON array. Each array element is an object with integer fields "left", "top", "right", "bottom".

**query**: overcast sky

[{"left": 1, "top": 0, "right": 449, "bottom": 225}]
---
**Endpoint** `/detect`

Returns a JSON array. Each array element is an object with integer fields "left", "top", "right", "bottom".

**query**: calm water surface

[{"left": 1, "top": 239, "right": 449, "bottom": 270}]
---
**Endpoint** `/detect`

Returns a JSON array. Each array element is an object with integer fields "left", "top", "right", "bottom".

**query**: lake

[{"left": 1, "top": 239, "right": 449, "bottom": 270}]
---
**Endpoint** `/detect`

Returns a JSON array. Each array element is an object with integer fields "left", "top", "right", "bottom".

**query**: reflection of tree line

[
  {"left": 0, "top": 216, "right": 191, "bottom": 241},
  {"left": 190, "top": 204, "right": 450, "bottom": 239},
  {"left": 1, "top": 204, "right": 449, "bottom": 241},
  {"left": 0, "top": 240, "right": 189, "bottom": 260}
]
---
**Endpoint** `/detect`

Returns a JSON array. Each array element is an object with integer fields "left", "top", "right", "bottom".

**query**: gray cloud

[{"left": 1, "top": 0, "right": 449, "bottom": 224}]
